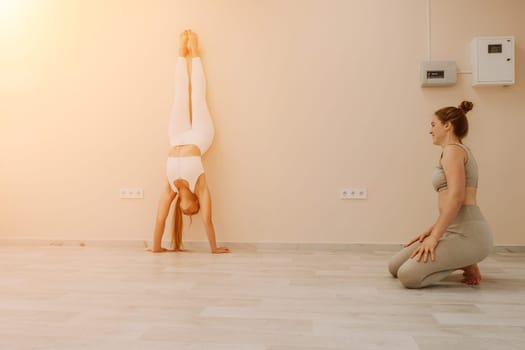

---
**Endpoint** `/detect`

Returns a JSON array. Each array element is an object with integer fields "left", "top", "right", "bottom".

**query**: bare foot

[
  {"left": 147, "top": 247, "right": 183, "bottom": 253},
  {"left": 188, "top": 30, "right": 200, "bottom": 57},
  {"left": 461, "top": 264, "right": 482, "bottom": 285},
  {"left": 179, "top": 30, "right": 189, "bottom": 57},
  {"left": 211, "top": 246, "right": 230, "bottom": 254}
]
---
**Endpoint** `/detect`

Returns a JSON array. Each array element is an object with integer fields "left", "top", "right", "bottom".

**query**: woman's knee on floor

[
  {"left": 388, "top": 258, "right": 401, "bottom": 278},
  {"left": 388, "top": 245, "right": 418, "bottom": 279},
  {"left": 397, "top": 263, "right": 425, "bottom": 289}
]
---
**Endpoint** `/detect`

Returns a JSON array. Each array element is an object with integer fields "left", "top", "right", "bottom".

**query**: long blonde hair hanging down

[{"left": 171, "top": 197, "right": 183, "bottom": 250}]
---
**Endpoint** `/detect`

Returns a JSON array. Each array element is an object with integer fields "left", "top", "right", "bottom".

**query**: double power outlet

[
  {"left": 340, "top": 188, "right": 368, "bottom": 200},
  {"left": 120, "top": 188, "right": 144, "bottom": 199},
  {"left": 119, "top": 187, "right": 365, "bottom": 200}
]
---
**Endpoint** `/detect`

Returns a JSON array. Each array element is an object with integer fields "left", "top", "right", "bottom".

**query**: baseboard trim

[{"left": 1, "top": 239, "right": 524, "bottom": 253}]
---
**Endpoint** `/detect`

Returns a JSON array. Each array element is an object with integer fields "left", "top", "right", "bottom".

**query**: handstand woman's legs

[
  {"left": 189, "top": 31, "right": 214, "bottom": 155},
  {"left": 168, "top": 32, "right": 191, "bottom": 146}
]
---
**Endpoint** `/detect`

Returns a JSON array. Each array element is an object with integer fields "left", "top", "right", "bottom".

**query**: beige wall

[{"left": 1, "top": 0, "right": 524, "bottom": 244}]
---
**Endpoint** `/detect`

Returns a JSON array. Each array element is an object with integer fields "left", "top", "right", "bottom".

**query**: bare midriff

[
  {"left": 438, "top": 187, "right": 477, "bottom": 212},
  {"left": 168, "top": 144, "right": 201, "bottom": 157}
]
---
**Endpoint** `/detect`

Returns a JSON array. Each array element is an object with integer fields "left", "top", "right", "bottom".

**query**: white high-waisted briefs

[{"left": 166, "top": 156, "right": 203, "bottom": 193}]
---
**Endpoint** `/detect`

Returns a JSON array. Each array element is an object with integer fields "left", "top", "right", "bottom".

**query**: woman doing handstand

[{"left": 151, "top": 30, "right": 229, "bottom": 254}]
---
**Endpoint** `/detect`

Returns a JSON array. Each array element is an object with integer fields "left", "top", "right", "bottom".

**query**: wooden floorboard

[{"left": 0, "top": 242, "right": 524, "bottom": 349}]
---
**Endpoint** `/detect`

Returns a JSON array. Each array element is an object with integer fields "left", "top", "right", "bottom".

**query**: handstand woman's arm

[
  {"left": 195, "top": 175, "right": 230, "bottom": 254},
  {"left": 151, "top": 182, "right": 177, "bottom": 252}
]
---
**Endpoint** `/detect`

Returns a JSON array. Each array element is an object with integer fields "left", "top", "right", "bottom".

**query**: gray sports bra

[{"left": 432, "top": 143, "right": 478, "bottom": 192}]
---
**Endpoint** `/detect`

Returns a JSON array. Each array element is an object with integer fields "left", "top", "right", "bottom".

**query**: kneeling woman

[
  {"left": 388, "top": 101, "right": 493, "bottom": 288},
  {"left": 151, "top": 30, "right": 229, "bottom": 254}
]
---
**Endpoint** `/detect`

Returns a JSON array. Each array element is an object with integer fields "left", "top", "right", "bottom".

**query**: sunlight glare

[{"left": 0, "top": 0, "right": 23, "bottom": 21}]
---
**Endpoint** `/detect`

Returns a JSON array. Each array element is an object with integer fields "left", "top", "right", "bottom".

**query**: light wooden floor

[{"left": 1, "top": 241, "right": 524, "bottom": 350}]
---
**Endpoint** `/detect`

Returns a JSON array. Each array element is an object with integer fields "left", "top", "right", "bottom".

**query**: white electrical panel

[
  {"left": 471, "top": 36, "right": 514, "bottom": 86},
  {"left": 420, "top": 61, "right": 457, "bottom": 87}
]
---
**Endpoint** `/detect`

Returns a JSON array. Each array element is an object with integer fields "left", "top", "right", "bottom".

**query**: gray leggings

[{"left": 388, "top": 205, "right": 493, "bottom": 288}]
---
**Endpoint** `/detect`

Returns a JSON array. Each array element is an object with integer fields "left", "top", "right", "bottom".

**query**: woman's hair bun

[{"left": 459, "top": 100, "right": 473, "bottom": 113}]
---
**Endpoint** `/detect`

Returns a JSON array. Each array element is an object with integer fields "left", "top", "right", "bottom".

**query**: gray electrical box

[
  {"left": 471, "top": 36, "right": 514, "bottom": 86},
  {"left": 420, "top": 61, "right": 457, "bottom": 87}
]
